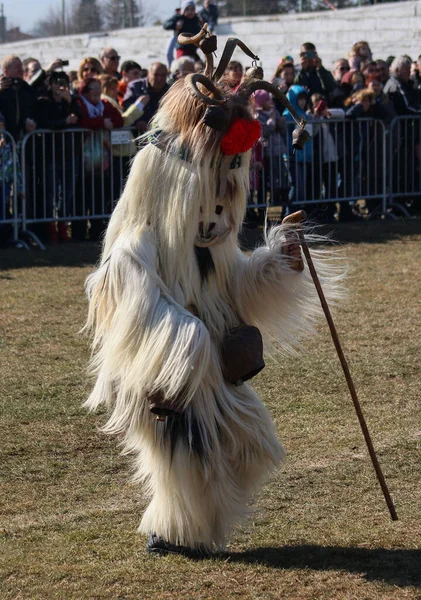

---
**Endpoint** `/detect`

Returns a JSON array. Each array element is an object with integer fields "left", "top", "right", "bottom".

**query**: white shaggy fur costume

[{"left": 84, "top": 33, "right": 342, "bottom": 554}]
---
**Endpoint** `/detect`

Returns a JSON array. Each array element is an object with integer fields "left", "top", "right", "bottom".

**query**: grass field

[{"left": 1, "top": 220, "right": 421, "bottom": 600}]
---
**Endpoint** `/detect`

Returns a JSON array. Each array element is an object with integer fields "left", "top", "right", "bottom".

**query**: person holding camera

[
  {"left": 0, "top": 55, "right": 37, "bottom": 141},
  {"left": 294, "top": 43, "right": 338, "bottom": 107},
  {"left": 23, "top": 57, "right": 69, "bottom": 99}
]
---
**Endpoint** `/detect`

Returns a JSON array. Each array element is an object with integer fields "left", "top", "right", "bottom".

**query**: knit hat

[
  {"left": 253, "top": 89, "right": 271, "bottom": 108},
  {"left": 181, "top": 0, "right": 195, "bottom": 13}
]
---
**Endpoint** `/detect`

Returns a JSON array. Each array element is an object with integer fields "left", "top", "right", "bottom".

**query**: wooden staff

[{"left": 283, "top": 210, "right": 398, "bottom": 521}]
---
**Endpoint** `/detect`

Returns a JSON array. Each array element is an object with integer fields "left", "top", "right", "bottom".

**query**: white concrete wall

[{"left": 1, "top": 1, "right": 421, "bottom": 75}]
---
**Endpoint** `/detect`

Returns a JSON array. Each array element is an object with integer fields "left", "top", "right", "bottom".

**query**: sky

[{"left": 2, "top": 0, "right": 177, "bottom": 33}]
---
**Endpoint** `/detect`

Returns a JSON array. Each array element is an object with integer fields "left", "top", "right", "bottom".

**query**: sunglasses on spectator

[
  {"left": 83, "top": 67, "right": 99, "bottom": 72},
  {"left": 106, "top": 55, "right": 120, "bottom": 60},
  {"left": 339, "top": 66, "right": 350, "bottom": 71}
]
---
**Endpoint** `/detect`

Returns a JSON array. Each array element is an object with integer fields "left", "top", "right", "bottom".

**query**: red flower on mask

[{"left": 221, "top": 118, "right": 261, "bottom": 155}]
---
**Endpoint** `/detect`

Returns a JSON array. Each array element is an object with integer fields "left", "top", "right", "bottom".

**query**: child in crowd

[
  {"left": 253, "top": 89, "right": 289, "bottom": 210},
  {"left": 348, "top": 40, "right": 373, "bottom": 72},
  {"left": 283, "top": 85, "right": 313, "bottom": 206},
  {"left": 224, "top": 61, "right": 243, "bottom": 91},
  {"left": 309, "top": 93, "right": 344, "bottom": 222}
]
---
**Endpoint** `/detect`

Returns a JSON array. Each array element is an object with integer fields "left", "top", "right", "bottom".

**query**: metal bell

[
  {"left": 292, "top": 127, "right": 310, "bottom": 150},
  {"left": 199, "top": 35, "right": 217, "bottom": 54},
  {"left": 203, "top": 106, "right": 230, "bottom": 131},
  {"left": 244, "top": 66, "right": 264, "bottom": 80}
]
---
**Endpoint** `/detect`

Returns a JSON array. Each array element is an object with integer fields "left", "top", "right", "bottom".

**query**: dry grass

[{"left": 1, "top": 220, "right": 421, "bottom": 600}]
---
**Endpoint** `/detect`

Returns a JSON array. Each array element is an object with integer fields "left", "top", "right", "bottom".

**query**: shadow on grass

[
  {"left": 239, "top": 217, "right": 421, "bottom": 251},
  {"left": 1, "top": 218, "right": 421, "bottom": 271},
  {"left": 0, "top": 242, "right": 101, "bottom": 271},
  {"left": 222, "top": 545, "right": 421, "bottom": 588}
]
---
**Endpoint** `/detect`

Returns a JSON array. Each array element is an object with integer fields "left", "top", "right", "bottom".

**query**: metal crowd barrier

[
  {"left": 0, "top": 131, "right": 27, "bottom": 248},
  {"left": 248, "top": 117, "right": 389, "bottom": 220},
  {"left": 3, "top": 116, "right": 421, "bottom": 248},
  {"left": 20, "top": 127, "right": 137, "bottom": 248},
  {"left": 387, "top": 115, "right": 421, "bottom": 217}
]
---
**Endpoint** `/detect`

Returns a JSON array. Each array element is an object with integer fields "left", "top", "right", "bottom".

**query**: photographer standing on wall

[
  {"left": 163, "top": 1, "right": 202, "bottom": 62},
  {"left": 199, "top": 0, "right": 218, "bottom": 34}
]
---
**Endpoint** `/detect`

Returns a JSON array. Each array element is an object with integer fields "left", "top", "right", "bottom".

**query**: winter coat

[
  {"left": 283, "top": 85, "right": 313, "bottom": 163},
  {"left": 345, "top": 103, "right": 387, "bottom": 167},
  {"left": 311, "top": 116, "right": 343, "bottom": 164},
  {"left": 294, "top": 65, "right": 338, "bottom": 104},
  {"left": 76, "top": 97, "right": 124, "bottom": 130},
  {"left": 163, "top": 14, "right": 202, "bottom": 54},
  {"left": 199, "top": 4, "right": 218, "bottom": 30},
  {"left": 255, "top": 107, "right": 287, "bottom": 158},
  {"left": 76, "top": 97, "right": 124, "bottom": 173},
  {"left": 0, "top": 79, "right": 36, "bottom": 141},
  {"left": 123, "top": 79, "right": 170, "bottom": 127},
  {"left": 35, "top": 93, "right": 81, "bottom": 130},
  {"left": 34, "top": 92, "right": 83, "bottom": 163},
  {"left": 383, "top": 75, "right": 421, "bottom": 116}
]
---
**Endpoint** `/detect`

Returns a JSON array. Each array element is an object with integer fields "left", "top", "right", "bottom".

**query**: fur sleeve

[
  {"left": 234, "top": 224, "right": 345, "bottom": 355},
  {"left": 84, "top": 232, "right": 212, "bottom": 431}
]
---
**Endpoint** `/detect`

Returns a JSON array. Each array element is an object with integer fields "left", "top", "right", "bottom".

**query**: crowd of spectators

[{"left": 0, "top": 0, "right": 420, "bottom": 244}]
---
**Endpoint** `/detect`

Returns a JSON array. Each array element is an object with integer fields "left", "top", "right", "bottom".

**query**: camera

[
  {"left": 302, "top": 51, "right": 317, "bottom": 59},
  {"left": 61, "top": 60, "right": 69, "bottom": 66},
  {"left": 11, "top": 78, "right": 21, "bottom": 85}
]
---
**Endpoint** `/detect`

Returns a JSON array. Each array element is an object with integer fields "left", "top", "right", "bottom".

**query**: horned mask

[{"left": 150, "top": 25, "right": 309, "bottom": 249}]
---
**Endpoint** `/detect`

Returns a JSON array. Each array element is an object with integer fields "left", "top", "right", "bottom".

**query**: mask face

[{"left": 195, "top": 201, "right": 232, "bottom": 248}]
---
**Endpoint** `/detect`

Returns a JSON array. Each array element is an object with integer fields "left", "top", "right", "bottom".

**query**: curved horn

[
  {"left": 237, "top": 79, "right": 306, "bottom": 129},
  {"left": 214, "top": 38, "right": 259, "bottom": 82},
  {"left": 178, "top": 24, "right": 214, "bottom": 79},
  {"left": 184, "top": 73, "right": 225, "bottom": 106},
  {"left": 178, "top": 23, "right": 209, "bottom": 47}
]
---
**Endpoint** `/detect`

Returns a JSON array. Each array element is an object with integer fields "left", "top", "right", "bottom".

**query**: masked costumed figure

[{"left": 84, "top": 26, "right": 342, "bottom": 556}]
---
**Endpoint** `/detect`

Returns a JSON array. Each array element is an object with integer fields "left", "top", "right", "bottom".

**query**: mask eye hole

[{"left": 215, "top": 205, "right": 223, "bottom": 215}]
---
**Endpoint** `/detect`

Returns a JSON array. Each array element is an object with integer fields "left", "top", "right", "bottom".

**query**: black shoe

[{"left": 146, "top": 533, "right": 210, "bottom": 559}]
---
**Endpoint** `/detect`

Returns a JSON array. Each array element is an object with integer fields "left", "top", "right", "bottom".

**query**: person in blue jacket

[{"left": 283, "top": 85, "right": 313, "bottom": 205}]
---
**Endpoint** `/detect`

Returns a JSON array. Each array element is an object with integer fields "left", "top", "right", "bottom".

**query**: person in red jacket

[
  {"left": 74, "top": 78, "right": 124, "bottom": 241},
  {"left": 77, "top": 77, "right": 124, "bottom": 130}
]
